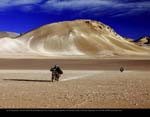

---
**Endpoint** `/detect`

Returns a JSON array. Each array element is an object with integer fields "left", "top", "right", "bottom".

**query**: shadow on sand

[{"left": 3, "top": 79, "right": 52, "bottom": 83}]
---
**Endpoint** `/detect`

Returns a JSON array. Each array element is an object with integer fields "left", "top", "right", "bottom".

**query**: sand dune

[
  {"left": 0, "top": 32, "right": 19, "bottom": 38},
  {"left": 0, "top": 37, "right": 26, "bottom": 52},
  {"left": 0, "top": 20, "right": 150, "bottom": 57}
]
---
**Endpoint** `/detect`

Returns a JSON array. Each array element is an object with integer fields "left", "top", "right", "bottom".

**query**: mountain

[
  {"left": 135, "top": 36, "right": 150, "bottom": 46},
  {"left": 18, "top": 19, "right": 149, "bottom": 56},
  {"left": 0, "top": 19, "right": 149, "bottom": 57},
  {"left": 0, "top": 32, "right": 19, "bottom": 38}
]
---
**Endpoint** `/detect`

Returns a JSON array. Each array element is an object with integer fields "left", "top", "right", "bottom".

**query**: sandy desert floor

[{"left": 0, "top": 59, "right": 150, "bottom": 108}]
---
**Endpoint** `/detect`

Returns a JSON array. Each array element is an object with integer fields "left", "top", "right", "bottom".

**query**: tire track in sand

[{"left": 61, "top": 71, "right": 103, "bottom": 82}]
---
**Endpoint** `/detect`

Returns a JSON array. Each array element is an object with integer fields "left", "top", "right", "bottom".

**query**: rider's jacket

[{"left": 50, "top": 66, "right": 63, "bottom": 74}]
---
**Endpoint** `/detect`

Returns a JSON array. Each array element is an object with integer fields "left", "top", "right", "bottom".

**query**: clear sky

[{"left": 0, "top": 0, "right": 150, "bottom": 40}]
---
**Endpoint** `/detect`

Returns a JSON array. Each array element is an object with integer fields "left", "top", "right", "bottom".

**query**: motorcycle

[{"left": 51, "top": 70, "right": 60, "bottom": 82}]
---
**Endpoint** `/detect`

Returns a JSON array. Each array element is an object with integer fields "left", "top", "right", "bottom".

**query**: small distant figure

[
  {"left": 50, "top": 64, "right": 63, "bottom": 82},
  {"left": 120, "top": 67, "right": 124, "bottom": 72}
]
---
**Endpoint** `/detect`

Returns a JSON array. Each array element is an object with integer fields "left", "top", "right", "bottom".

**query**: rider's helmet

[{"left": 55, "top": 64, "right": 59, "bottom": 68}]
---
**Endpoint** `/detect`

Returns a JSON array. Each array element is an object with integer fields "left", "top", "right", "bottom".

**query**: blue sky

[{"left": 0, "top": 0, "right": 150, "bottom": 40}]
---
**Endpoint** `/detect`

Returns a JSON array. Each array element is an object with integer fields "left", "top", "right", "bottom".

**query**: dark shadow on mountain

[{"left": 3, "top": 79, "right": 52, "bottom": 83}]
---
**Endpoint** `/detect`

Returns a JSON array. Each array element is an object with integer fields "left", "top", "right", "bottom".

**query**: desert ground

[{"left": 0, "top": 58, "right": 150, "bottom": 108}]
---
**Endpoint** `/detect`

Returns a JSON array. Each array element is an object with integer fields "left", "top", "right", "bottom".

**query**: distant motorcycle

[{"left": 120, "top": 67, "right": 124, "bottom": 72}]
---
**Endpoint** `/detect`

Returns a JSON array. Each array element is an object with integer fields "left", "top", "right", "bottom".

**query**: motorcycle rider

[{"left": 50, "top": 64, "right": 63, "bottom": 82}]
